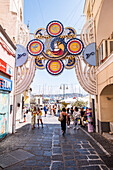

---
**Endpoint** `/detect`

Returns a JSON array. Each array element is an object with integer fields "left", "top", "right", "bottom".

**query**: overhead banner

[
  {"left": 16, "top": 44, "right": 28, "bottom": 67},
  {"left": 83, "top": 42, "right": 96, "bottom": 66}
]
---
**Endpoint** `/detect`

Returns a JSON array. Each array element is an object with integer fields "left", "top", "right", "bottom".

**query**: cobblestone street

[{"left": 0, "top": 112, "right": 112, "bottom": 169}]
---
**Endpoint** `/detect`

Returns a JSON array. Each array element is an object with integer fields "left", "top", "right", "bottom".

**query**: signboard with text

[
  {"left": 0, "top": 59, "right": 12, "bottom": 76},
  {"left": 83, "top": 43, "right": 96, "bottom": 66},
  {"left": 0, "top": 75, "right": 12, "bottom": 91},
  {"left": 16, "top": 44, "right": 28, "bottom": 67}
]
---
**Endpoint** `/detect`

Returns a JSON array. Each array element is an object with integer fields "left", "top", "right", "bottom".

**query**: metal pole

[
  {"left": 63, "top": 84, "right": 65, "bottom": 99},
  {"left": 12, "top": 67, "right": 16, "bottom": 133}
]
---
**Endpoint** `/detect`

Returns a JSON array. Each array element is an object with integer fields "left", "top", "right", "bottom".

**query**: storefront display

[
  {"left": 0, "top": 75, "right": 12, "bottom": 139},
  {"left": 0, "top": 92, "right": 9, "bottom": 139}
]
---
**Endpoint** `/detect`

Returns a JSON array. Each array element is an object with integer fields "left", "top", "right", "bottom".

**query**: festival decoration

[
  {"left": 65, "top": 56, "right": 78, "bottom": 69},
  {"left": 27, "top": 39, "right": 44, "bottom": 56},
  {"left": 67, "top": 38, "right": 84, "bottom": 55},
  {"left": 34, "top": 57, "right": 45, "bottom": 69},
  {"left": 27, "top": 20, "right": 84, "bottom": 75},
  {"left": 46, "top": 60, "right": 64, "bottom": 75},
  {"left": 46, "top": 20, "right": 64, "bottom": 37}
]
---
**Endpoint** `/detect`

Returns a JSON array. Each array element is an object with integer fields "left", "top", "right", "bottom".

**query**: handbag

[{"left": 58, "top": 114, "right": 64, "bottom": 122}]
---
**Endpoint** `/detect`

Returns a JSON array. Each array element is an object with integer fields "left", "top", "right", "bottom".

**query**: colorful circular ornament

[
  {"left": 65, "top": 56, "right": 78, "bottom": 69},
  {"left": 27, "top": 39, "right": 44, "bottom": 56},
  {"left": 46, "top": 20, "right": 64, "bottom": 37},
  {"left": 34, "top": 57, "right": 45, "bottom": 69},
  {"left": 46, "top": 60, "right": 64, "bottom": 75},
  {"left": 67, "top": 38, "right": 84, "bottom": 55}
]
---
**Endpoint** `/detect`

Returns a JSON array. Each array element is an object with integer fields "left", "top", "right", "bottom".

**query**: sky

[{"left": 23, "top": 0, "right": 86, "bottom": 95}]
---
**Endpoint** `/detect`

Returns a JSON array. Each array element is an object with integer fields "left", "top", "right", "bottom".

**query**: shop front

[{"left": 0, "top": 75, "right": 12, "bottom": 139}]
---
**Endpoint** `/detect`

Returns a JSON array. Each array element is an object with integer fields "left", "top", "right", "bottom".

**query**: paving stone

[
  {"left": 64, "top": 160, "right": 76, "bottom": 167},
  {"left": 77, "top": 160, "right": 89, "bottom": 166},
  {"left": 52, "top": 155, "right": 63, "bottom": 161},
  {"left": 63, "top": 151, "right": 74, "bottom": 156},
  {"left": 101, "top": 165, "right": 109, "bottom": 170},
  {"left": 75, "top": 155, "right": 88, "bottom": 160},
  {"left": 88, "top": 155, "right": 99, "bottom": 159},
  {"left": 51, "top": 161, "right": 64, "bottom": 170},
  {"left": 31, "top": 150, "right": 43, "bottom": 155},
  {"left": 62, "top": 145, "right": 73, "bottom": 149},
  {"left": 10, "top": 149, "right": 34, "bottom": 161},
  {"left": 33, "top": 166, "right": 45, "bottom": 170},
  {"left": 0, "top": 154, "right": 19, "bottom": 168},
  {"left": 43, "top": 156, "right": 51, "bottom": 162},
  {"left": 44, "top": 151, "right": 52, "bottom": 156},
  {"left": 37, "top": 160, "right": 46, "bottom": 166},
  {"left": 62, "top": 148, "right": 74, "bottom": 152},
  {"left": 25, "top": 160, "right": 36, "bottom": 166},
  {"left": 76, "top": 148, "right": 88, "bottom": 152},
  {"left": 46, "top": 161, "right": 51, "bottom": 167},
  {"left": 53, "top": 148, "right": 62, "bottom": 154},
  {"left": 82, "top": 144, "right": 92, "bottom": 148},
  {"left": 79, "top": 166, "right": 101, "bottom": 170},
  {"left": 0, "top": 149, "right": 34, "bottom": 168},
  {"left": 89, "top": 160, "right": 104, "bottom": 165},
  {"left": 65, "top": 167, "right": 77, "bottom": 170},
  {"left": 73, "top": 144, "right": 82, "bottom": 149},
  {"left": 64, "top": 155, "right": 75, "bottom": 160}
]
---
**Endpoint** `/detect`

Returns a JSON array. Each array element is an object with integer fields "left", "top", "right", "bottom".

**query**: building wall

[
  {"left": 0, "top": 0, "right": 24, "bottom": 43},
  {"left": 0, "top": 26, "right": 16, "bottom": 135},
  {"left": 83, "top": 0, "right": 113, "bottom": 133}
]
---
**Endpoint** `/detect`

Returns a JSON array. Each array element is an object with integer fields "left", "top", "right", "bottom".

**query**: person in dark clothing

[
  {"left": 71, "top": 106, "right": 74, "bottom": 116},
  {"left": 67, "top": 108, "right": 70, "bottom": 128},
  {"left": 60, "top": 108, "right": 68, "bottom": 136},
  {"left": 80, "top": 107, "right": 85, "bottom": 127}
]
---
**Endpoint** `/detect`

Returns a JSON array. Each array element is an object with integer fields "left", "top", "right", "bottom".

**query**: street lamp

[{"left": 60, "top": 84, "right": 68, "bottom": 99}]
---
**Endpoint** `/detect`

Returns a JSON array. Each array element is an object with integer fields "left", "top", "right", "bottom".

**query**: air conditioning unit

[{"left": 98, "top": 39, "right": 113, "bottom": 65}]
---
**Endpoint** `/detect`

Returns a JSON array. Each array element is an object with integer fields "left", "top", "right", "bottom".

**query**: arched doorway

[{"left": 100, "top": 84, "right": 113, "bottom": 133}]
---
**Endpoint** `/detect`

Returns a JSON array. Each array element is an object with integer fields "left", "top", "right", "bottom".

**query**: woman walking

[
  {"left": 37, "top": 107, "right": 43, "bottom": 128},
  {"left": 60, "top": 108, "right": 68, "bottom": 136},
  {"left": 73, "top": 107, "right": 81, "bottom": 130}
]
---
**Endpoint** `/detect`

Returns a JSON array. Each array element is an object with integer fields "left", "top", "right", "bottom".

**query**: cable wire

[{"left": 35, "top": 0, "right": 45, "bottom": 25}]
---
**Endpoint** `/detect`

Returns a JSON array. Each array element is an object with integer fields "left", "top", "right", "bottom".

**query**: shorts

[{"left": 37, "top": 115, "right": 42, "bottom": 119}]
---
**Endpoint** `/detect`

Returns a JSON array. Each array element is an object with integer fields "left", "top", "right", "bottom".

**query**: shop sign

[
  {"left": 16, "top": 44, "right": 28, "bottom": 67},
  {"left": 83, "top": 43, "right": 96, "bottom": 66},
  {"left": 0, "top": 59, "right": 12, "bottom": 76},
  {"left": 0, "top": 75, "right": 12, "bottom": 91}
]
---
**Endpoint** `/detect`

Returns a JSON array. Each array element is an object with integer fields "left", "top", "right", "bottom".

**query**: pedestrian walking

[
  {"left": 44, "top": 105, "right": 47, "bottom": 117},
  {"left": 60, "top": 108, "right": 68, "bottom": 136},
  {"left": 53, "top": 105, "right": 56, "bottom": 116},
  {"left": 23, "top": 106, "right": 26, "bottom": 123},
  {"left": 73, "top": 107, "right": 81, "bottom": 130},
  {"left": 80, "top": 107, "right": 85, "bottom": 127},
  {"left": 70, "top": 106, "right": 74, "bottom": 119},
  {"left": 37, "top": 107, "right": 43, "bottom": 128},
  {"left": 31, "top": 106, "right": 37, "bottom": 129},
  {"left": 67, "top": 108, "right": 70, "bottom": 128},
  {"left": 57, "top": 104, "right": 61, "bottom": 115}
]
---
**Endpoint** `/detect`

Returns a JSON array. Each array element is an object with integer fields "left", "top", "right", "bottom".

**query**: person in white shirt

[{"left": 73, "top": 107, "right": 81, "bottom": 130}]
